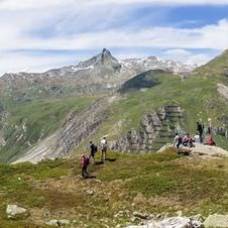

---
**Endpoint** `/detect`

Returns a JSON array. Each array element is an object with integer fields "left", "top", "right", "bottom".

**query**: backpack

[
  {"left": 178, "top": 136, "right": 182, "bottom": 143},
  {"left": 80, "top": 155, "right": 89, "bottom": 167}
]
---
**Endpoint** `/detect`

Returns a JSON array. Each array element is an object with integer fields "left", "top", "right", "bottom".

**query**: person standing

[
  {"left": 89, "top": 141, "right": 97, "bottom": 163},
  {"left": 207, "top": 118, "right": 212, "bottom": 135},
  {"left": 100, "top": 137, "right": 108, "bottom": 163},
  {"left": 173, "top": 133, "right": 182, "bottom": 149},
  {"left": 197, "top": 122, "right": 204, "bottom": 143}
]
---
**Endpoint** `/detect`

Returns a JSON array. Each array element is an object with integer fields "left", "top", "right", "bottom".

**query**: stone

[
  {"left": 133, "top": 211, "right": 150, "bottom": 220},
  {"left": 46, "top": 219, "right": 59, "bottom": 226},
  {"left": 6, "top": 204, "right": 28, "bottom": 219},
  {"left": 46, "top": 219, "right": 70, "bottom": 226},
  {"left": 86, "top": 190, "right": 95, "bottom": 195},
  {"left": 204, "top": 214, "right": 228, "bottom": 228}
]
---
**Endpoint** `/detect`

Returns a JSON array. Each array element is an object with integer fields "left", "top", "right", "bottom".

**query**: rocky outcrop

[
  {"left": 113, "top": 105, "right": 184, "bottom": 152},
  {"left": 217, "top": 83, "right": 228, "bottom": 100},
  {"left": 159, "top": 143, "right": 228, "bottom": 158},
  {"left": 13, "top": 97, "right": 114, "bottom": 164}
]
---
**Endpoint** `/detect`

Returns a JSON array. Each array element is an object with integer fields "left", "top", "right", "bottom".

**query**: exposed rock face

[
  {"left": 13, "top": 97, "right": 113, "bottom": 164},
  {"left": 113, "top": 105, "right": 184, "bottom": 152},
  {"left": 0, "top": 104, "right": 7, "bottom": 147},
  {"left": 218, "top": 83, "right": 228, "bottom": 100},
  {"left": 77, "top": 48, "right": 121, "bottom": 71}
]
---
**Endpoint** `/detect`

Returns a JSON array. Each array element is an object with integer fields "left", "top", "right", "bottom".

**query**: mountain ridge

[{"left": 0, "top": 49, "right": 195, "bottom": 101}]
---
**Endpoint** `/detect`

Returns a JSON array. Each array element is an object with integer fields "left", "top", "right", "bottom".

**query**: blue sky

[{"left": 0, "top": 0, "right": 228, "bottom": 75}]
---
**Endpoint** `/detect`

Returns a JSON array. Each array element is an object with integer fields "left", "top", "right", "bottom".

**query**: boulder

[
  {"left": 6, "top": 204, "right": 28, "bottom": 219},
  {"left": 191, "top": 144, "right": 228, "bottom": 158},
  {"left": 158, "top": 143, "right": 228, "bottom": 158},
  {"left": 204, "top": 214, "right": 228, "bottom": 228}
]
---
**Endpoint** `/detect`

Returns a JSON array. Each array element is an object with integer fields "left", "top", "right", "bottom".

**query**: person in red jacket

[
  {"left": 206, "top": 135, "right": 216, "bottom": 146},
  {"left": 80, "top": 155, "right": 90, "bottom": 178}
]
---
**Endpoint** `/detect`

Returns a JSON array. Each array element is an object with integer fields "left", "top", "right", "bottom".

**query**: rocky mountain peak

[
  {"left": 77, "top": 48, "right": 121, "bottom": 71},
  {"left": 101, "top": 48, "right": 112, "bottom": 57}
]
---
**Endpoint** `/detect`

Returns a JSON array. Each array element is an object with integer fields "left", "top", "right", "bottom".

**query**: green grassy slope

[
  {"left": 194, "top": 49, "right": 228, "bottom": 81},
  {"left": 0, "top": 96, "right": 95, "bottom": 163},
  {"left": 1, "top": 151, "right": 228, "bottom": 227},
  {"left": 88, "top": 69, "right": 228, "bottom": 150}
]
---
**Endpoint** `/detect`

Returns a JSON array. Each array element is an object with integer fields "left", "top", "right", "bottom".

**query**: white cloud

[
  {"left": 162, "top": 49, "right": 217, "bottom": 66},
  {"left": 1, "top": 19, "right": 227, "bottom": 51},
  {"left": 0, "top": 0, "right": 228, "bottom": 74},
  {"left": 0, "top": 52, "right": 75, "bottom": 75}
]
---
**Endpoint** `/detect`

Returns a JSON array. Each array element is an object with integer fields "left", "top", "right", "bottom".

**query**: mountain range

[
  {"left": 0, "top": 48, "right": 194, "bottom": 101},
  {"left": 1, "top": 49, "right": 228, "bottom": 163}
]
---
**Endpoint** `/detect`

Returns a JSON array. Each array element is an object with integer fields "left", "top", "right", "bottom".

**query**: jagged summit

[{"left": 77, "top": 48, "right": 121, "bottom": 71}]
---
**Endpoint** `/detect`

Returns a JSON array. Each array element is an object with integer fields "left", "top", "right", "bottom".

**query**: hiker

[
  {"left": 80, "top": 154, "right": 90, "bottom": 179},
  {"left": 197, "top": 122, "right": 204, "bottom": 143},
  {"left": 89, "top": 141, "right": 97, "bottom": 163},
  {"left": 100, "top": 137, "right": 108, "bottom": 163},
  {"left": 206, "top": 135, "right": 216, "bottom": 146},
  {"left": 173, "top": 133, "right": 182, "bottom": 148},
  {"left": 182, "top": 133, "right": 194, "bottom": 148}
]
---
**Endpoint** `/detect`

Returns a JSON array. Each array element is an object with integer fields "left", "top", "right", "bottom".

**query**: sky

[{"left": 0, "top": 0, "right": 228, "bottom": 75}]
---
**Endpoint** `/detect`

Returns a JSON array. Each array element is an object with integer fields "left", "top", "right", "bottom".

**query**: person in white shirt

[{"left": 100, "top": 137, "right": 108, "bottom": 163}]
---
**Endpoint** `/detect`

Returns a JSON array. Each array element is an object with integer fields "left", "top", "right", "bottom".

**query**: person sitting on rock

[
  {"left": 205, "top": 135, "right": 216, "bottom": 146},
  {"left": 182, "top": 133, "right": 194, "bottom": 148}
]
